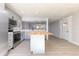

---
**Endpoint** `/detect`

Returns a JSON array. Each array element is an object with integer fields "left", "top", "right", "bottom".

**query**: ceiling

[{"left": 5, "top": 3, "right": 79, "bottom": 21}]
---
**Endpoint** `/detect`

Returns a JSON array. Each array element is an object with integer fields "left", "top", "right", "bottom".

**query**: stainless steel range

[{"left": 13, "top": 31, "right": 21, "bottom": 44}]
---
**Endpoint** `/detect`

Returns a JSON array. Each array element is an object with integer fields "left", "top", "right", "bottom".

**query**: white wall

[
  {"left": 0, "top": 3, "right": 4, "bottom": 10},
  {"left": 72, "top": 13, "right": 79, "bottom": 45},
  {"left": 50, "top": 20, "right": 61, "bottom": 38},
  {"left": 48, "top": 23, "right": 51, "bottom": 32}
]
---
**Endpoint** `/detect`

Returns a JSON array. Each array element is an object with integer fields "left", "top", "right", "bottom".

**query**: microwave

[{"left": 8, "top": 18, "right": 17, "bottom": 29}]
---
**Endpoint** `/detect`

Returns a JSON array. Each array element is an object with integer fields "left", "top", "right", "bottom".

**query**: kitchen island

[{"left": 29, "top": 31, "right": 53, "bottom": 54}]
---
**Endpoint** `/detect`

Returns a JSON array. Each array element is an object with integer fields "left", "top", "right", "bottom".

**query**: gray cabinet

[{"left": 21, "top": 31, "right": 30, "bottom": 40}]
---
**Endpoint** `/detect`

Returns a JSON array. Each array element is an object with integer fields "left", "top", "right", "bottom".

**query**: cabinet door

[
  {"left": 8, "top": 32, "right": 13, "bottom": 50},
  {"left": 21, "top": 32, "right": 25, "bottom": 40}
]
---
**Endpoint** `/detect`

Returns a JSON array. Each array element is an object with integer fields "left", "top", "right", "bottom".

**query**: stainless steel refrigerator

[{"left": 0, "top": 10, "right": 8, "bottom": 56}]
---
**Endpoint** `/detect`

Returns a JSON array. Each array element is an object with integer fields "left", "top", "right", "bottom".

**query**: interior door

[
  {"left": 62, "top": 16, "right": 72, "bottom": 41},
  {"left": 67, "top": 18, "right": 72, "bottom": 41},
  {"left": 62, "top": 19, "right": 68, "bottom": 40}
]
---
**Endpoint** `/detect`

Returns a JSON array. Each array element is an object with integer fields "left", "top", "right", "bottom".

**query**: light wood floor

[
  {"left": 8, "top": 38, "right": 79, "bottom": 56},
  {"left": 45, "top": 37, "right": 79, "bottom": 56}
]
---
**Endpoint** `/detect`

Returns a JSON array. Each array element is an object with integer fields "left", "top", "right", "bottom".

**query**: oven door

[{"left": 13, "top": 31, "right": 21, "bottom": 44}]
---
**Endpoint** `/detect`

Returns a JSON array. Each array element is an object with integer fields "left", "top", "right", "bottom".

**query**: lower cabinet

[
  {"left": 8, "top": 32, "right": 13, "bottom": 50},
  {"left": 21, "top": 31, "right": 30, "bottom": 40}
]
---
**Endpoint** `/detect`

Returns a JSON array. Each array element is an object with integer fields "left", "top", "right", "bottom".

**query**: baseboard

[
  {"left": 61, "top": 38, "right": 79, "bottom": 46},
  {"left": 55, "top": 36, "right": 79, "bottom": 46},
  {"left": 68, "top": 40, "right": 79, "bottom": 46},
  {"left": 52, "top": 35, "right": 65, "bottom": 40},
  {"left": 48, "top": 35, "right": 61, "bottom": 39},
  {"left": 49, "top": 35, "right": 79, "bottom": 46},
  {"left": 59, "top": 37, "right": 65, "bottom": 40}
]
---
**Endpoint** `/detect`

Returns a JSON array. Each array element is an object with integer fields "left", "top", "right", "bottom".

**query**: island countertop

[{"left": 29, "top": 31, "right": 53, "bottom": 35}]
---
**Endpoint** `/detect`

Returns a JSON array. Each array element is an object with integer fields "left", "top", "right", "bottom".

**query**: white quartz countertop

[{"left": 13, "top": 29, "right": 45, "bottom": 32}]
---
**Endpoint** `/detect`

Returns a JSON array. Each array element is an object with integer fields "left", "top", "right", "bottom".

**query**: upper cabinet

[{"left": 5, "top": 7, "right": 22, "bottom": 30}]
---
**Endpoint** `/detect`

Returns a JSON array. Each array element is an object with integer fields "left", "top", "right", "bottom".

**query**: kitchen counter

[{"left": 29, "top": 31, "right": 53, "bottom": 35}]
